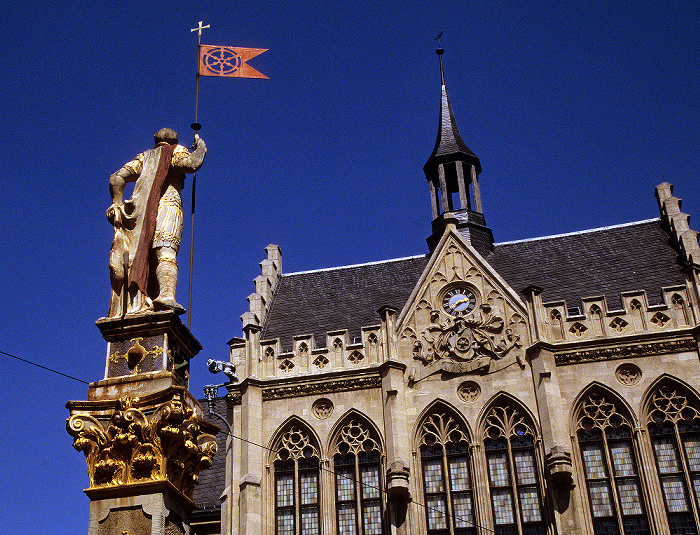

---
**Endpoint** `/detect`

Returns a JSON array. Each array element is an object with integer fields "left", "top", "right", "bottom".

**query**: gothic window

[
  {"left": 484, "top": 405, "right": 546, "bottom": 535},
  {"left": 550, "top": 309, "right": 564, "bottom": 340},
  {"left": 576, "top": 393, "right": 650, "bottom": 534},
  {"left": 671, "top": 294, "right": 689, "bottom": 326},
  {"left": 333, "top": 419, "right": 383, "bottom": 535},
  {"left": 274, "top": 426, "right": 321, "bottom": 535},
  {"left": 647, "top": 385, "right": 700, "bottom": 533},
  {"left": 419, "top": 411, "right": 475, "bottom": 535},
  {"left": 590, "top": 305, "right": 605, "bottom": 336}
]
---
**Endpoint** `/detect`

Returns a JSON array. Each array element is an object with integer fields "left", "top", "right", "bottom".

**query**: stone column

[
  {"left": 66, "top": 311, "right": 218, "bottom": 535},
  {"left": 238, "top": 379, "right": 264, "bottom": 535}
]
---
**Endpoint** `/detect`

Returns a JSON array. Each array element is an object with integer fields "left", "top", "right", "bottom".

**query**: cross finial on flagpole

[{"left": 191, "top": 21, "right": 210, "bottom": 43}]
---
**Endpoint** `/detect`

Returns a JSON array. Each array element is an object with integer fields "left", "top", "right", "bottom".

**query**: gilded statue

[{"left": 107, "top": 128, "right": 206, "bottom": 317}]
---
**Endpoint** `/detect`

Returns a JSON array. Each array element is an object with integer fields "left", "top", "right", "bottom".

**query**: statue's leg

[{"left": 153, "top": 246, "right": 184, "bottom": 313}]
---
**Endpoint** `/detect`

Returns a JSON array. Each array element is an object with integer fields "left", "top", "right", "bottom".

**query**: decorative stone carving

[
  {"left": 312, "top": 355, "right": 329, "bottom": 369},
  {"left": 457, "top": 381, "right": 481, "bottom": 403},
  {"left": 555, "top": 339, "right": 696, "bottom": 365},
  {"left": 279, "top": 359, "right": 294, "bottom": 372},
  {"left": 66, "top": 393, "right": 217, "bottom": 499},
  {"left": 648, "top": 385, "right": 700, "bottom": 425},
  {"left": 609, "top": 317, "right": 628, "bottom": 333},
  {"left": 311, "top": 398, "right": 334, "bottom": 419},
  {"left": 615, "top": 363, "right": 642, "bottom": 386},
  {"left": 262, "top": 376, "right": 382, "bottom": 401},
  {"left": 650, "top": 311, "right": 671, "bottom": 328},
  {"left": 409, "top": 305, "right": 523, "bottom": 383},
  {"left": 348, "top": 351, "right": 364, "bottom": 364}
]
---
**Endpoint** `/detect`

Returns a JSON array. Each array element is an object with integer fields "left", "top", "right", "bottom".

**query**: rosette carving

[{"left": 67, "top": 393, "right": 217, "bottom": 498}]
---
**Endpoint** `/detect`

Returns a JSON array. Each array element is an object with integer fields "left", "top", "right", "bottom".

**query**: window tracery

[
  {"left": 273, "top": 426, "right": 321, "bottom": 535},
  {"left": 647, "top": 385, "right": 700, "bottom": 533},
  {"left": 483, "top": 405, "right": 545, "bottom": 535},
  {"left": 332, "top": 419, "right": 383, "bottom": 535},
  {"left": 576, "top": 393, "right": 650, "bottom": 534},
  {"left": 419, "top": 411, "right": 475, "bottom": 535}
]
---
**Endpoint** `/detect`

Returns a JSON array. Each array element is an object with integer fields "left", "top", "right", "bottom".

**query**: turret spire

[{"left": 424, "top": 41, "right": 492, "bottom": 255}]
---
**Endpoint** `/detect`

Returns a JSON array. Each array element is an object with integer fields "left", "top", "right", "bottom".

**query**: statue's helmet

[{"left": 154, "top": 128, "right": 178, "bottom": 146}]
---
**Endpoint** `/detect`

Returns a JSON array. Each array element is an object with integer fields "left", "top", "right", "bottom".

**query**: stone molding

[{"left": 555, "top": 338, "right": 696, "bottom": 365}]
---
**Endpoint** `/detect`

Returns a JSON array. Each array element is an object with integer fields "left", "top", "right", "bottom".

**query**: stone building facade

[{"left": 192, "top": 53, "right": 700, "bottom": 535}]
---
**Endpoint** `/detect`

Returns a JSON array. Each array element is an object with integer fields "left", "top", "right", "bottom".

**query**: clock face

[{"left": 442, "top": 286, "right": 477, "bottom": 317}]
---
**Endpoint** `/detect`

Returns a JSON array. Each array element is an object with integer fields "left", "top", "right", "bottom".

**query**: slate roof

[
  {"left": 484, "top": 219, "right": 686, "bottom": 311},
  {"left": 261, "top": 219, "right": 686, "bottom": 350},
  {"left": 260, "top": 256, "right": 430, "bottom": 351},
  {"left": 192, "top": 396, "right": 228, "bottom": 510}
]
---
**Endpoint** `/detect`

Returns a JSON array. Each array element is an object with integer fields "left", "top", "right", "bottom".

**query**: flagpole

[{"left": 188, "top": 21, "right": 209, "bottom": 330}]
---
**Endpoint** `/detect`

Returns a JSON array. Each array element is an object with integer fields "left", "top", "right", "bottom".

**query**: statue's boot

[{"left": 153, "top": 258, "right": 185, "bottom": 314}]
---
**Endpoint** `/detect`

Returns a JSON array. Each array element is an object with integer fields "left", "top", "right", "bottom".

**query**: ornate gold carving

[
  {"left": 410, "top": 305, "right": 523, "bottom": 383},
  {"left": 109, "top": 337, "right": 163, "bottom": 374},
  {"left": 262, "top": 376, "right": 382, "bottom": 401},
  {"left": 555, "top": 339, "right": 696, "bottom": 365},
  {"left": 615, "top": 363, "right": 642, "bottom": 386},
  {"left": 311, "top": 398, "right": 334, "bottom": 419},
  {"left": 66, "top": 393, "right": 217, "bottom": 498},
  {"left": 457, "top": 381, "right": 481, "bottom": 403}
]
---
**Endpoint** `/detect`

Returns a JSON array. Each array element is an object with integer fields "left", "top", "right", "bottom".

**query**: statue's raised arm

[{"left": 106, "top": 128, "right": 206, "bottom": 318}]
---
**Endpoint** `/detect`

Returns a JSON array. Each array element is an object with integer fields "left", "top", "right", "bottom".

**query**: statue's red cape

[{"left": 129, "top": 143, "right": 176, "bottom": 295}]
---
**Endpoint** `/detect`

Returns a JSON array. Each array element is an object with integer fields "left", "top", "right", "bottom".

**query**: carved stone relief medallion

[
  {"left": 615, "top": 363, "right": 642, "bottom": 386},
  {"left": 312, "top": 398, "right": 334, "bottom": 419},
  {"left": 457, "top": 381, "right": 481, "bottom": 403}
]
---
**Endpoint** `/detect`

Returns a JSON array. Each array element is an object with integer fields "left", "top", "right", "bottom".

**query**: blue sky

[{"left": 0, "top": 0, "right": 698, "bottom": 532}]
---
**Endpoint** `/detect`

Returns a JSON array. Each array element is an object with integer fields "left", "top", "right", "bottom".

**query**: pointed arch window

[
  {"left": 274, "top": 426, "right": 321, "bottom": 535},
  {"left": 647, "top": 385, "right": 700, "bottom": 534},
  {"left": 576, "top": 393, "right": 649, "bottom": 534},
  {"left": 418, "top": 411, "right": 475, "bottom": 535},
  {"left": 484, "top": 405, "right": 546, "bottom": 535},
  {"left": 333, "top": 419, "right": 383, "bottom": 535}
]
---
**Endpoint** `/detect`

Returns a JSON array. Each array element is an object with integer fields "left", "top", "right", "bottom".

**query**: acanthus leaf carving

[{"left": 66, "top": 393, "right": 217, "bottom": 498}]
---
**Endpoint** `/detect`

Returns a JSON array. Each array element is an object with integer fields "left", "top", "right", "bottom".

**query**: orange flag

[{"left": 198, "top": 45, "right": 268, "bottom": 79}]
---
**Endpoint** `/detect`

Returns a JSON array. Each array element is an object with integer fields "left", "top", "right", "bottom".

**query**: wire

[
  {"left": 0, "top": 350, "right": 90, "bottom": 385},
  {"left": 205, "top": 399, "right": 499, "bottom": 534}
]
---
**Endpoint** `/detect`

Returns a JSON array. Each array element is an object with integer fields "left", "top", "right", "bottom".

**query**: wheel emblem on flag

[{"left": 201, "top": 47, "right": 242, "bottom": 76}]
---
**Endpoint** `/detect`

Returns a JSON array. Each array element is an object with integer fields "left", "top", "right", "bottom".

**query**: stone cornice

[
  {"left": 261, "top": 375, "right": 382, "bottom": 401},
  {"left": 224, "top": 369, "right": 384, "bottom": 404},
  {"left": 554, "top": 338, "right": 697, "bottom": 366}
]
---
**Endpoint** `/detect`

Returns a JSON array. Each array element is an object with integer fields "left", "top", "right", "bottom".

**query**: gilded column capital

[{"left": 67, "top": 393, "right": 217, "bottom": 499}]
